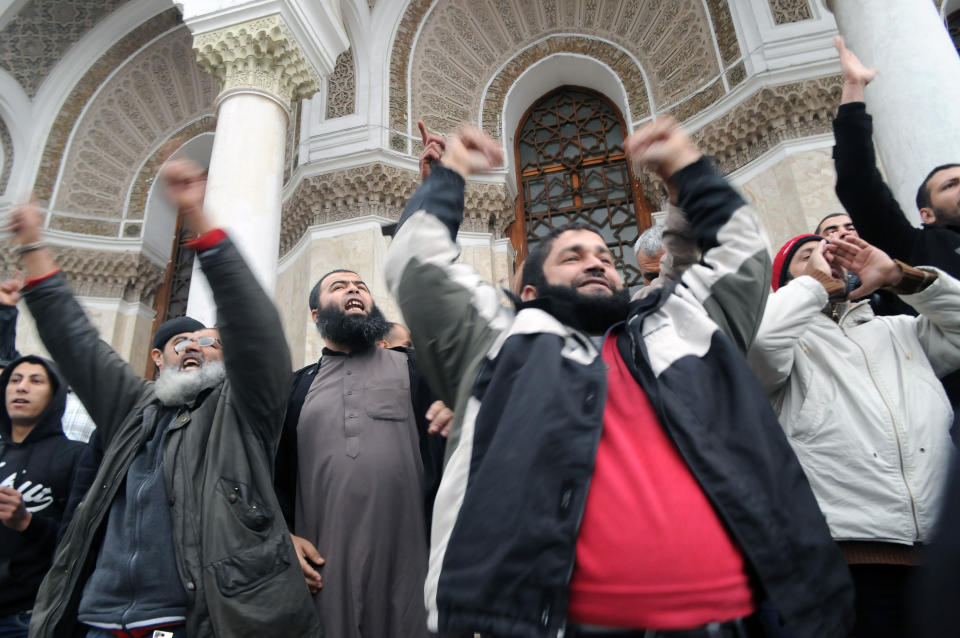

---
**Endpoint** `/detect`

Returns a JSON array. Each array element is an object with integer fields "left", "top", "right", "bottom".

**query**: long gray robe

[{"left": 295, "top": 346, "right": 429, "bottom": 638}]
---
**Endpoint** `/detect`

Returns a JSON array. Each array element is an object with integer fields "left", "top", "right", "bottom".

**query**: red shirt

[{"left": 567, "top": 333, "right": 755, "bottom": 629}]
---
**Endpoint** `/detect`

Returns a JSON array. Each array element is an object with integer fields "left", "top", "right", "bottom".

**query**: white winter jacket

[{"left": 748, "top": 271, "right": 960, "bottom": 544}]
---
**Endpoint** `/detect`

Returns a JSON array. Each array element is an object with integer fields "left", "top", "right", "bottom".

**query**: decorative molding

[
  {"left": 481, "top": 36, "right": 650, "bottom": 140},
  {"left": 408, "top": 0, "right": 718, "bottom": 146},
  {"left": 0, "top": 115, "right": 11, "bottom": 195},
  {"left": 51, "top": 26, "right": 218, "bottom": 235},
  {"left": 127, "top": 115, "right": 218, "bottom": 227},
  {"left": 0, "top": 245, "right": 165, "bottom": 301},
  {"left": 32, "top": 8, "right": 182, "bottom": 204},
  {"left": 768, "top": 0, "right": 814, "bottom": 25},
  {"left": 704, "top": 0, "right": 742, "bottom": 66},
  {"left": 325, "top": 47, "right": 356, "bottom": 119},
  {"left": 0, "top": 0, "right": 128, "bottom": 98},
  {"left": 693, "top": 74, "right": 842, "bottom": 175},
  {"left": 280, "top": 163, "right": 511, "bottom": 257},
  {"left": 193, "top": 14, "right": 321, "bottom": 110}
]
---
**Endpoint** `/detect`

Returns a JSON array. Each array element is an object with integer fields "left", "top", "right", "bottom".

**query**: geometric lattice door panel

[{"left": 516, "top": 86, "right": 651, "bottom": 289}]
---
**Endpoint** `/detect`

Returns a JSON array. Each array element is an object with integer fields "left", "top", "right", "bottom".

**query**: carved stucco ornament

[{"left": 193, "top": 14, "right": 321, "bottom": 111}]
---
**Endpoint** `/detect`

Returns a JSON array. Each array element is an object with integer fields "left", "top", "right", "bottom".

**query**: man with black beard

[
  {"left": 386, "top": 120, "right": 852, "bottom": 637},
  {"left": 274, "top": 269, "right": 445, "bottom": 638}
]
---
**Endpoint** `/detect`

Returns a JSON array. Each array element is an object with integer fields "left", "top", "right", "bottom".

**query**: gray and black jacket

[
  {"left": 385, "top": 161, "right": 854, "bottom": 638},
  {"left": 25, "top": 236, "right": 319, "bottom": 638}
]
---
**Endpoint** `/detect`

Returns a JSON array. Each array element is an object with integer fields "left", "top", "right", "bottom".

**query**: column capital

[{"left": 193, "top": 14, "right": 320, "bottom": 111}]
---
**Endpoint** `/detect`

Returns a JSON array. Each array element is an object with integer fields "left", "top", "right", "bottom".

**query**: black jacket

[
  {"left": 275, "top": 346, "right": 445, "bottom": 535},
  {"left": 386, "top": 163, "right": 854, "bottom": 637},
  {"left": 833, "top": 102, "right": 960, "bottom": 275},
  {"left": 0, "top": 355, "right": 84, "bottom": 616}
]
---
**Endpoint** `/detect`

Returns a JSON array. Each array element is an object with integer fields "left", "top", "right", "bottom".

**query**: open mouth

[
  {"left": 344, "top": 298, "right": 365, "bottom": 312},
  {"left": 181, "top": 356, "right": 203, "bottom": 370},
  {"left": 11, "top": 398, "right": 28, "bottom": 406}
]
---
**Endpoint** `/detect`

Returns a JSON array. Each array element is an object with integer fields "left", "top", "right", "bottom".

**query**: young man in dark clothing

[{"left": 0, "top": 355, "right": 85, "bottom": 638}]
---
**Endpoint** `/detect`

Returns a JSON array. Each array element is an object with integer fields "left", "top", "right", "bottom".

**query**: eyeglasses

[{"left": 172, "top": 336, "right": 221, "bottom": 353}]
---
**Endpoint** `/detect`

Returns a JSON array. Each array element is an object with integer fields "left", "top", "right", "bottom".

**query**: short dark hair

[
  {"left": 916, "top": 163, "right": 960, "bottom": 211},
  {"left": 309, "top": 269, "right": 357, "bottom": 310},
  {"left": 520, "top": 223, "right": 606, "bottom": 291},
  {"left": 814, "top": 212, "right": 849, "bottom": 235}
]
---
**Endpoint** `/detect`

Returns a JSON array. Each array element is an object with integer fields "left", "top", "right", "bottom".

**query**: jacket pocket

[
  {"left": 364, "top": 386, "right": 408, "bottom": 421},
  {"left": 212, "top": 533, "right": 290, "bottom": 597},
  {"left": 217, "top": 478, "right": 274, "bottom": 533}
]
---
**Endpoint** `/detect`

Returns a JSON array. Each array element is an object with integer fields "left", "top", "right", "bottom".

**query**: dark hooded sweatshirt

[{"left": 0, "top": 355, "right": 85, "bottom": 615}]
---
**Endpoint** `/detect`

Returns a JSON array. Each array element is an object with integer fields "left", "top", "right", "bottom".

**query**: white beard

[{"left": 153, "top": 360, "right": 226, "bottom": 407}]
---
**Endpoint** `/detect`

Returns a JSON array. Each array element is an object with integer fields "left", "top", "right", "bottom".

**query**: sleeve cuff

[
  {"left": 23, "top": 269, "right": 62, "bottom": 291},
  {"left": 885, "top": 260, "right": 938, "bottom": 295},
  {"left": 837, "top": 102, "right": 866, "bottom": 117},
  {"left": 808, "top": 270, "right": 847, "bottom": 301},
  {"left": 185, "top": 228, "right": 227, "bottom": 252}
]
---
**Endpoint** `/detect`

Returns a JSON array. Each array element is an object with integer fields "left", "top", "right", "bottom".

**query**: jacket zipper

[
  {"left": 44, "top": 428, "right": 148, "bottom": 634},
  {"left": 840, "top": 317, "right": 921, "bottom": 539}
]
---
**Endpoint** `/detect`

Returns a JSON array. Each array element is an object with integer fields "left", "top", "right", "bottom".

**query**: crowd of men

[{"left": 1, "top": 37, "right": 960, "bottom": 638}]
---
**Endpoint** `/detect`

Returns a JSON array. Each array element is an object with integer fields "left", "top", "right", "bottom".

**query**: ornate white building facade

[{"left": 1, "top": 0, "right": 958, "bottom": 373}]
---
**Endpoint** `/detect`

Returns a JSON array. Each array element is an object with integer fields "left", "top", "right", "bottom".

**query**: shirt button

[
  {"left": 228, "top": 493, "right": 238, "bottom": 503},
  {"left": 346, "top": 390, "right": 353, "bottom": 396},
  {"left": 346, "top": 370, "right": 352, "bottom": 375},
  {"left": 186, "top": 581, "right": 196, "bottom": 591},
  {"left": 348, "top": 414, "right": 356, "bottom": 419}
]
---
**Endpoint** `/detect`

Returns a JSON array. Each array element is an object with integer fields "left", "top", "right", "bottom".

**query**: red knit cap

[{"left": 771, "top": 234, "right": 823, "bottom": 291}]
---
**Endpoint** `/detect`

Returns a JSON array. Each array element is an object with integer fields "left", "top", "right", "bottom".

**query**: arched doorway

[{"left": 511, "top": 86, "right": 653, "bottom": 291}]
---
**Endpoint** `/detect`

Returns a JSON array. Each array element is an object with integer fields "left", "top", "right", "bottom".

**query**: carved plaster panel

[
  {"left": 0, "top": 0, "right": 128, "bottom": 98},
  {"left": 0, "top": 246, "right": 165, "bottom": 302},
  {"left": 693, "top": 74, "right": 843, "bottom": 175},
  {"left": 705, "top": 0, "right": 741, "bottom": 67},
  {"left": 193, "top": 14, "right": 321, "bottom": 109},
  {"left": 326, "top": 48, "right": 356, "bottom": 119},
  {"left": 768, "top": 0, "right": 813, "bottom": 25},
  {"left": 281, "top": 164, "right": 512, "bottom": 256},
  {"left": 51, "top": 26, "right": 218, "bottom": 234},
  {"left": 407, "top": 0, "right": 718, "bottom": 142},
  {"left": 33, "top": 9, "right": 182, "bottom": 204},
  {"left": 480, "top": 36, "right": 650, "bottom": 139},
  {"left": 0, "top": 116, "right": 12, "bottom": 196}
]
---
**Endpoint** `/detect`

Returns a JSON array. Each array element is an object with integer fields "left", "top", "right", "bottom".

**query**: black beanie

[{"left": 152, "top": 316, "right": 206, "bottom": 350}]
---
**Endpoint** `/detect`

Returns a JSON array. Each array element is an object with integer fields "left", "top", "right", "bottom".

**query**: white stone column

[
  {"left": 185, "top": 15, "right": 321, "bottom": 324},
  {"left": 826, "top": 0, "right": 960, "bottom": 223}
]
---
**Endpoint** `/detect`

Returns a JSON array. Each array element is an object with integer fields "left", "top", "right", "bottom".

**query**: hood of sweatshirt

[{"left": 0, "top": 354, "right": 67, "bottom": 444}]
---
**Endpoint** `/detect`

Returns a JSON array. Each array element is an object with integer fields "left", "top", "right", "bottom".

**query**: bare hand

[
  {"left": 418, "top": 120, "right": 446, "bottom": 181},
  {"left": 0, "top": 487, "right": 31, "bottom": 532},
  {"left": 835, "top": 36, "right": 877, "bottom": 87},
  {"left": 0, "top": 271, "right": 23, "bottom": 306},
  {"left": 290, "top": 534, "right": 324, "bottom": 593},
  {"left": 426, "top": 400, "right": 453, "bottom": 437},
  {"left": 8, "top": 201, "right": 45, "bottom": 246},
  {"left": 802, "top": 239, "right": 835, "bottom": 280},
  {"left": 161, "top": 159, "right": 214, "bottom": 236},
  {"left": 625, "top": 116, "right": 702, "bottom": 181},
  {"left": 440, "top": 126, "right": 504, "bottom": 178},
  {"left": 830, "top": 236, "right": 900, "bottom": 299}
]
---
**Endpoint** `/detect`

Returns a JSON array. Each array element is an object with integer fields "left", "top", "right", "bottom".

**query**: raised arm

[
  {"left": 832, "top": 36, "right": 920, "bottom": 260},
  {"left": 627, "top": 116, "right": 772, "bottom": 353},
  {"left": 385, "top": 127, "right": 507, "bottom": 405},
  {"left": 12, "top": 204, "right": 149, "bottom": 441},
  {"left": 162, "top": 160, "right": 292, "bottom": 442}
]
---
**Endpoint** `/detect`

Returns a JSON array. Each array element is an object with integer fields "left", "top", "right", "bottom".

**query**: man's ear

[
  {"left": 150, "top": 348, "right": 164, "bottom": 369},
  {"left": 311, "top": 308, "right": 318, "bottom": 322},
  {"left": 919, "top": 207, "right": 938, "bottom": 225},
  {"left": 520, "top": 284, "right": 538, "bottom": 302}
]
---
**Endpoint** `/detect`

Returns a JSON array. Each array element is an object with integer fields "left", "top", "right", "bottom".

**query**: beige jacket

[{"left": 748, "top": 271, "right": 960, "bottom": 544}]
